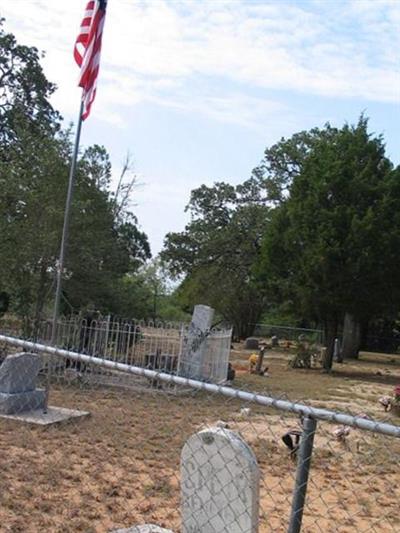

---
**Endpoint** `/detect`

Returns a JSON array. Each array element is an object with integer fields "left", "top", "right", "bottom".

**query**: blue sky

[{"left": 2, "top": 0, "right": 399, "bottom": 254}]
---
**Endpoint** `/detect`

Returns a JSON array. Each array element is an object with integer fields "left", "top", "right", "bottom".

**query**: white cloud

[
  {"left": 2, "top": 0, "right": 399, "bottom": 129},
  {"left": 1, "top": 0, "right": 398, "bottom": 256},
  {"left": 149, "top": 90, "right": 287, "bottom": 131}
]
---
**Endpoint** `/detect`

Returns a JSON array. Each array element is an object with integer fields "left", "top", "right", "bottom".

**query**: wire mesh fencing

[
  {"left": 252, "top": 324, "right": 324, "bottom": 346},
  {"left": 0, "top": 331, "right": 399, "bottom": 533}
]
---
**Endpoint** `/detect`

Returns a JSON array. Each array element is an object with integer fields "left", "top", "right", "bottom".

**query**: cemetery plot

[{"left": 0, "top": 344, "right": 399, "bottom": 532}]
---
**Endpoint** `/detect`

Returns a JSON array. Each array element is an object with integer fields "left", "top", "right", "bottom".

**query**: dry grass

[{"left": 1, "top": 345, "right": 400, "bottom": 532}]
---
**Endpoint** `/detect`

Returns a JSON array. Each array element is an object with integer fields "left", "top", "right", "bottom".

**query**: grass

[{"left": 0, "top": 344, "right": 399, "bottom": 532}]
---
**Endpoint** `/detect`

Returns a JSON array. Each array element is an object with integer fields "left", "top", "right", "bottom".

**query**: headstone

[
  {"left": 201, "top": 328, "right": 232, "bottom": 384},
  {"left": 0, "top": 353, "right": 45, "bottom": 414},
  {"left": 244, "top": 337, "right": 259, "bottom": 350},
  {"left": 179, "top": 305, "right": 214, "bottom": 380},
  {"left": 0, "top": 352, "right": 42, "bottom": 393},
  {"left": 271, "top": 335, "right": 279, "bottom": 347},
  {"left": 181, "top": 427, "right": 260, "bottom": 533},
  {"left": 111, "top": 526, "right": 173, "bottom": 533}
]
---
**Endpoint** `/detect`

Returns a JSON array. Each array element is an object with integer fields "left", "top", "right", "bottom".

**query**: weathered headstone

[
  {"left": 179, "top": 305, "right": 214, "bottom": 380},
  {"left": 0, "top": 353, "right": 45, "bottom": 414},
  {"left": 181, "top": 426, "right": 260, "bottom": 533},
  {"left": 244, "top": 337, "right": 259, "bottom": 350}
]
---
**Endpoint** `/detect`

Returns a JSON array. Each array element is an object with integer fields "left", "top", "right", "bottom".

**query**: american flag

[{"left": 74, "top": 0, "right": 108, "bottom": 120}]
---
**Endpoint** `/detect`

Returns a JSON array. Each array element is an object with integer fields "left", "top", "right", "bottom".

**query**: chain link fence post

[{"left": 288, "top": 416, "right": 317, "bottom": 533}]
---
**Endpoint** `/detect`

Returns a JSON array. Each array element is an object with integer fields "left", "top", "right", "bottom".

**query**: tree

[
  {"left": 0, "top": 20, "right": 65, "bottom": 326},
  {"left": 0, "top": 126, "right": 69, "bottom": 323},
  {"left": 0, "top": 22, "right": 151, "bottom": 323},
  {"left": 0, "top": 18, "right": 59, "bottom": 148},
  {"left": 55, "top": 145, "right": 151, "bottom": 314},
  {"left": 161, "top": 180, "right": 270, "bottom": 337},
  {"left": 108, "top": 260, "right": 189, "bottom": 322},
  {"left": 257, "top": 117, "right": 400, "bottom": 368}
]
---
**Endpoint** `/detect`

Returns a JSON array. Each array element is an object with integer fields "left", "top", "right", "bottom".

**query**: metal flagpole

[{"left": 44, "top": 98, "right": 84, "bottom": 412}]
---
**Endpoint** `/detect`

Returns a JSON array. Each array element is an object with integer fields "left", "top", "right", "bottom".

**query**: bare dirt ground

[{"left": 1, "top": 345, "right": 399, "bottom": 532}]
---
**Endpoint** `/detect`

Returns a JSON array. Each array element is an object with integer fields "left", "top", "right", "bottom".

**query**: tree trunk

[
  {"left": 341, "top": 312, "right": 361, "bottom": 360},
  {"left": 323, "top": 318, "right": 338, "bottom": 371},
  {"left": 33, "top": 262, "right": 48, "bottom": 341},
  {"left": 238, "top": 320, "right": 255, "bottom": 340},
  {"left": 255, "top": 347, "right": 265, "bottom": 374}
]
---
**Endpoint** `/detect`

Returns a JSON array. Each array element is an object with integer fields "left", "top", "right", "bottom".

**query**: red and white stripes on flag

[{"left": 74, "top": 0, "right": 107, "bottom": 120}]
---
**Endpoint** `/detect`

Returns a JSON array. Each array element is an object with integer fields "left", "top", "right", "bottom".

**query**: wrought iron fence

[{"left": 0, "top": 315, "right": 232, "bottom": 389}]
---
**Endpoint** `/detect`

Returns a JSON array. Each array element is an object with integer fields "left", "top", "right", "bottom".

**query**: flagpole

[{"left": 44, "top": 98, "right": 84, "bottom": 412}]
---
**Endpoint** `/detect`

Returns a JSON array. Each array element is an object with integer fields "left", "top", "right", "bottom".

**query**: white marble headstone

[
  {"left": 191, "top": 305, "right": 214, "bottom": 333},
  {"left": 181, "top": 427, "right": 260, "bottom": 533},
  {"left": 180, "top": 305, "right": 214, "bottom": 380}
]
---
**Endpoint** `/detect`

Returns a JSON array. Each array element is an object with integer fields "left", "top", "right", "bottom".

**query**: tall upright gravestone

[
  {"left": 181, "top": 427, "right": 260, "bottom": 533},
  {"left": 179, "top": 305, "right": 214, "bottom": 381}
]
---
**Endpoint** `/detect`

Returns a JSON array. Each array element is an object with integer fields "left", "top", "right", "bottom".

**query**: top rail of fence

[
  {"left": 0, "top": 333, "right": 399, "bottom": 439},
  {"left": 251, "top": 323, "right": 324, "bottom": 345},
  {"left": 251, "top": 323, "right": 323, "bottom": 336}
]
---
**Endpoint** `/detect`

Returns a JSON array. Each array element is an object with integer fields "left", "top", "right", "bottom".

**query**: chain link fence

[
  {"left": 252, "top": 323, "right": 324, "bottom": 346},
  {"left": 0, "top": 324, "right": 399, "bottom": 533}
]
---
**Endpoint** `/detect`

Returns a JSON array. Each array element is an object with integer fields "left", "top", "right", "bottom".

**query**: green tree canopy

[
  {"left": 161, "top": 180, "right": 270, "bottom": 337},
  {"left": 257, "top": 117, "right": 400, "bottom": 366},
  {"left": 0, "top": 18, "right": 59, "bottom": 147},
  {"left": 0, "top": 21, "right": 151, "bottom": 323}
]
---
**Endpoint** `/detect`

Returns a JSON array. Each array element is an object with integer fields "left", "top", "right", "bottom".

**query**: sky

[{"left": 2, "top": 0, "right": 400, "bottom": 255}]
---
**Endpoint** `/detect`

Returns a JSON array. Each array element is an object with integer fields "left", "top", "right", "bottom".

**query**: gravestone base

[
  {"left": 0, "top": 406, "right": 90, "bottom": 426},
  {"left": 0, "top": 388, "right": 46, "bottom": 414},
  {"left": 111, "top": 525, "right": 174, "bottom": 533}
]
